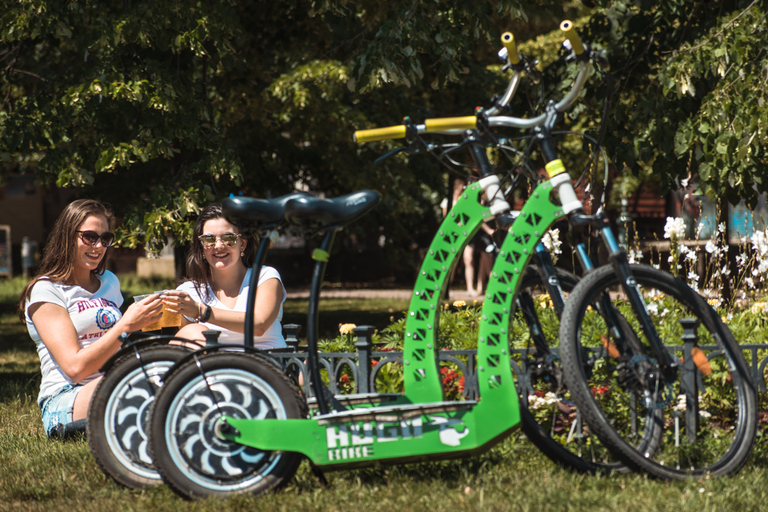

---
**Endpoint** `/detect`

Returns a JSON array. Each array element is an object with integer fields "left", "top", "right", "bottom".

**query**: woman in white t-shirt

[
  {"left": 161, "top": 203, "right": 286, "bottom": 349},
  {"left": 19, "top": 199, "right": 164, "bottom": 437}
]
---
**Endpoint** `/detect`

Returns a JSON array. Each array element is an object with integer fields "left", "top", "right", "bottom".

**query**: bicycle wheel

[
  {"left": 515, "top": 266, "right": 626, "bottom": 474},
  {"left": 560, "top": 264, "right": 757, "bottom": 479},
  {"left": 87, "top": 344, "right": 189, "bottom": 489},
  {"left": 149, "top": 351, "right": 306, "bottom": 499}
]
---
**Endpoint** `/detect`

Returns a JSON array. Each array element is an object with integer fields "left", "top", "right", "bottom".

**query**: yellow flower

[
  {"left": 751, "top": 303, "right": 766, "bottom": 315},
  {"left": 453, "top": 300, "right": 466, "bottom": 308},
  {"left": 339, "top": 323, "right": 357, "bottom": 335},
  {"left": 538, "top": 294, "right": 552, "bottom": 309}
]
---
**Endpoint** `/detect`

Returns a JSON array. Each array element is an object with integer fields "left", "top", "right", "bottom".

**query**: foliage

[
  {"left": 2, "top": 1, "right": 767, "bottom": 264},
  {"left": 574, "top": 1, "right": 768, "bottom": 207},
  {"left": 0, "top": 1, "right": 575, "bottom": 257}
]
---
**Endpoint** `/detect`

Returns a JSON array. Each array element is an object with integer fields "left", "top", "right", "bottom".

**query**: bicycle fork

[{"left": 571, "top": 212, "right": 679, "bottom": 396}]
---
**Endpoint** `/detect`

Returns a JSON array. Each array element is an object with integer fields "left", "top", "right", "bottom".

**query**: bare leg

[
  {"left": 463, "top": 245, "right": 476, "bottom": 295},
  {"left": 72, "top": 377, "right": 103, "bottom": 421},
  {"left": 174, "top": 323, "right": 210, "bottom": 342},
  {"left": 477, "top": 251, "right": 493, "bottom": 295}
]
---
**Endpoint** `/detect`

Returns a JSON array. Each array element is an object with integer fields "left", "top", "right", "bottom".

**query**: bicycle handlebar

[
  {"left": 501, "top": 32, "right": 519, "bottom": 66},
  {"left": 354, "top": 21, "right": 594, "bottom": 142},
  {"left": 559, "top": 20, "right": 584, "bottom": 56},
  {"left": 353, "top": 116, "right": 478, "bottom": 143}
]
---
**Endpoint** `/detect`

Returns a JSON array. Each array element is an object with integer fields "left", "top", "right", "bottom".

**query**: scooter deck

[{"left": 221, "top": 389, "right": 519, "bottom": 469}]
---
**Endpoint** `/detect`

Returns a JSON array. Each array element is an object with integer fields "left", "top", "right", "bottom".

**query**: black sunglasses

[{"left": 77, "top": 230, "right": 115, "bottom": 247}]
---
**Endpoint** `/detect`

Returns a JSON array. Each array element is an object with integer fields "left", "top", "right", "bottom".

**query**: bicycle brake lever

[{"left": 523, "top": 55, "right": 542, "bottom": 84}]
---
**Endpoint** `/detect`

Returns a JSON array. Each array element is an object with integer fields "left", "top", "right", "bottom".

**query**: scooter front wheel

[{"left": 149, "top": 351, "right": 306, "bottom": 499}]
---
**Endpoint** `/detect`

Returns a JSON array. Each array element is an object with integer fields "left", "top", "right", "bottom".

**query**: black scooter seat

[
  {"left": 285, "top": 190, "right": 381, "bottom": 231},
  {"left": 223, "top": 192, "right": 311, "bottom": 233}
]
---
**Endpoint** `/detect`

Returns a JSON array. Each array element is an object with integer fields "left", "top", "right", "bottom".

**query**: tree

[
  {"left": 0, "top": 0, "right": 562, "bottom": 256},
  {"left": 572, "top": 0, "right": 768, "bottom": 208},
  {"left": 3, "top": 0, "right": 763, "bottom": 261}
]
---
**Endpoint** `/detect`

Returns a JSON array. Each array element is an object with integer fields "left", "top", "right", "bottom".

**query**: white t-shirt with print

[
  {"left": 25, "top": 271, "right": 124, "bottom": 406},
  {"left": 176, "top": 266, "right": 286, "bottom": 349}
]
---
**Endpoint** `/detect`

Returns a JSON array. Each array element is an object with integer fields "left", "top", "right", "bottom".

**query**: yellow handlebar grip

[
  {"left": 560, "top": 20, "right": 585, "bottom": 56},
  {"left": 353, "top": 125, "right": 407, "bottom": 143},
  {"left": 501, "top": 32, "right": 519, "bottom": 65},
  {"left": 424, "top": 116, "right": 477, "bottom": 132}
]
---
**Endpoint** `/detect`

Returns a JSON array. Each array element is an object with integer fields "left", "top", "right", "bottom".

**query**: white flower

[
  {"left": 542, "top": 229, "right": 562, "bottom": 255},
  {"left": 705, "top": 240, "right": 718, "bottom": 255},
  {"left": 745, "top": 277, "right": 755, "bottom": 289},
  {"left": 688, "top": 271, "right": 699, "bottom": 283},
  {"left": 664, "top": 217, "right": 686, "bottom": 240},
  {"left": 628, "top": 249, "right": 643, "bottom": 264},
  {"left": 751, "top": 229, "right": 768, "bottom": 257},
  {"left": 686, "top": 250, "right": 697, "bottom": 261},
  {"left": 661, "top": 308, "right": 670, "bottom": 317},
  {"left": 718, "top": 222, "right": 726, "bottom": 233},
  {"left": 736, "top": 253, "right": 748, "bottom": 267},
  {"left": 647, "top": 302, "right": 659, "bottom": 315},
  {"left": 527, "top": 392, "right": 560, "bottom": 410}
]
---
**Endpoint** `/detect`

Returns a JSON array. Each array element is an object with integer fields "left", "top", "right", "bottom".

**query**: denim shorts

[{"left": 40, "top": 384, "right": 80, "bottom": 437}]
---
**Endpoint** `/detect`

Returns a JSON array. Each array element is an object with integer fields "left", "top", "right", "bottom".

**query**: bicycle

[
  {"left": 357, "top": 22, "right": 757, "bottom": 479},
  {"left": 142, "top": 22, "right": 645, "bottom": 500},
  {"left": 86, "top": 192, "right": 309, "bottom": 489}
]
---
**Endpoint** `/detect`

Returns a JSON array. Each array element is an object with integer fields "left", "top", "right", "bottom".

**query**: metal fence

[{"left": 271, "top": 324, "right": 768, "bottom": 400}]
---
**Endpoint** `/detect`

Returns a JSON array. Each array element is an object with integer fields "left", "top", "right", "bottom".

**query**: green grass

[{"left": 3, "top": 276, "right": 768, "bottom": 511}]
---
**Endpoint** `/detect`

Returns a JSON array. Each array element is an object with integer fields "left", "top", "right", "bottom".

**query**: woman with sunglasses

[
  {"left": 161, "top": 202, "right": 287, "bottom": 348},
  {"left": 19, "top": 199, "right": 164, "bottom": 437}
]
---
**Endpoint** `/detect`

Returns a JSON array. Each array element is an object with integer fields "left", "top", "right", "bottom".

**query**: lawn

[{"left": 2, "top": 275, "right": 768, "bottom": 511}]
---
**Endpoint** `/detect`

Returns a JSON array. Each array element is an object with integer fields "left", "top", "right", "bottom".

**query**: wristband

[{"left": 200, "top": 304, "right": 212, "bottom": 323}]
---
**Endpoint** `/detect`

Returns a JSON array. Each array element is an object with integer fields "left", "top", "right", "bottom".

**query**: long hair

[
  {"left": 185, "top": 202, "right": 257, "bottom": 301},
  {"left": 18, "top": 199, "right": 114, "bottom": 321}
]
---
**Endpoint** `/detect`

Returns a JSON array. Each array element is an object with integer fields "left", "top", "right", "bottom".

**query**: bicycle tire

[
  {"left": 148, "top": 351, "right": 306, "bottom": 499},
  {"left": 87, "top": 344, "right": 189, "bottom": 489},
  {"left": 560, "top": 264, "right": 757, "bottom": 479},
  {"left": 516, "top": 266, "right": 626, "bottom": 474}
]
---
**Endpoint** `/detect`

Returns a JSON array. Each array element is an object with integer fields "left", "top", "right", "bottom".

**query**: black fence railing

[{"left": 272, "top": 324, "right": 768, "bottom": 403}]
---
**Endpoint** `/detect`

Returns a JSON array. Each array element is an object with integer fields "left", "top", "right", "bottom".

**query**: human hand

[
  {"left": 161, "top": 290, "right": 199, "bottom": 321},
  {"left": 121, "top": 293, "right": 163, "bottom": 331}
]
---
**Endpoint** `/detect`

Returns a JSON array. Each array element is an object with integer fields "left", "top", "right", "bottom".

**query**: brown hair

[
  {"left": 18, "top": 199, "right": 114, "bottom": 321},
  {"left": 185, "top": 202, "right": 257, "bottom": 300}
]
